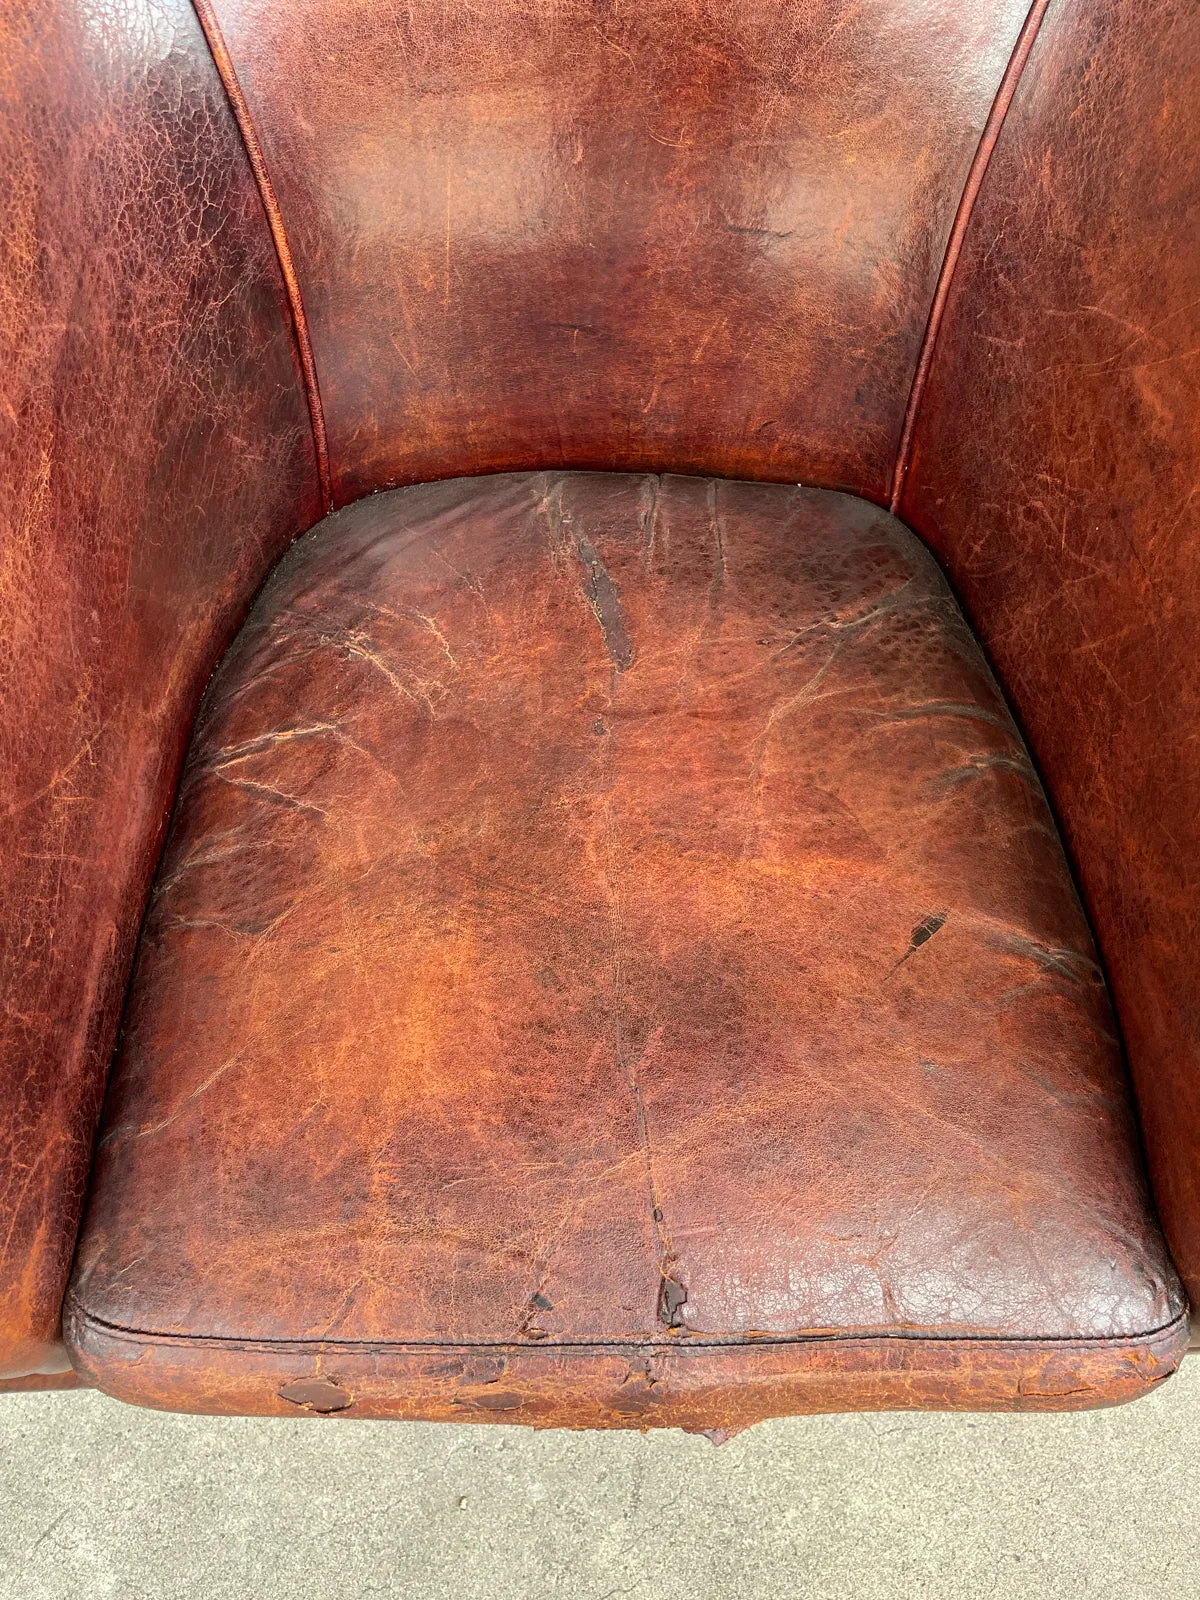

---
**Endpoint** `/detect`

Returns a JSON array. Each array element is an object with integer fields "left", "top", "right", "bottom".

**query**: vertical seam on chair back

[
  {"left": 889, "top": 0, "right": 1055, "bottom": 514},
  {"left": 190, "top": 0, "right": 334, "bottom": 513}
]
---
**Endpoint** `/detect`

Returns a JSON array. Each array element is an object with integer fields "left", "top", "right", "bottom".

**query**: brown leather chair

[{"left": 3, "top": 0, "right": 1197, "bottom": 1434}]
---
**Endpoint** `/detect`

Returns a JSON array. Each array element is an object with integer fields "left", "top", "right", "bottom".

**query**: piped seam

[
  {"left": 63, "top": 1296, "right": 1189, "bottom": 1356},
  {"left": 889, "top": 0, "right": 1055, "bottom": 513},
  {"left": 190, "top": 0, "right": 334, "bottom": 514}
]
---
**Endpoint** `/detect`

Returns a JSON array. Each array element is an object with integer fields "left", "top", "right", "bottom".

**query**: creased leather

[
  {"left": 900, "top": 0, "right": 1200, "bottom": 1312},
  {"left": 67, "top": 474, "right": 1187, "bottom": 1425},
  {"left": 0, "top": 0, "right": 320, "bottom": 1378}
]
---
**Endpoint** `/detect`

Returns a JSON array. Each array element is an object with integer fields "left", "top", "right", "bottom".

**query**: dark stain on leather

[
  {"left": 659, "top": 1273, "right": 689, "bottom": 1330},
  {"left": 886, "top": 912, "right": 948, "bottom": 979}
]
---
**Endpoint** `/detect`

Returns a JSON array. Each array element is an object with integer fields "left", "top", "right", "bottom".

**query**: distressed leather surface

[
  {"left": 0, "top": 0, "right": 320, "bottom": 1378},
  {"left": 67, "top": 474, "right": 1187, "bottom": 1424},
  {"left": 900, "top": 0, "right": 1200, "bottom": 1309},
  {"left": 204, "top": 0, "right": 1033, "bottom": 505}
]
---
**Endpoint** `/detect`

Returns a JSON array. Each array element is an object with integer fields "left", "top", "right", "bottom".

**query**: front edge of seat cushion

[{"left": 65, "top": 473, "right": 1187, "bottom": 1426}]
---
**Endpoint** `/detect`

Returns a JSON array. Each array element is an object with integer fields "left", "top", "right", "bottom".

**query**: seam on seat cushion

[{"left": 64, "top": 1296, "right": 1190, "bottom": 1355}]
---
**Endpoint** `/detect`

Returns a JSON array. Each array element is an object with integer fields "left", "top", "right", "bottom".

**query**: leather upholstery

[
  {"left": 0, "top": 0, "right": 319, "bottom": 1377},
  {"left": 66, "top": 474, "right": 1187, "bottom": 1425},
  {"left": 4, "top": 0, "right": 1198, "bottom": 1414},
  {"left": 899, "top": 0, "right": 1200, "bottom": 1308},
  {"left": 201, "top": 0, "right": 1034, "bottom": 505}
]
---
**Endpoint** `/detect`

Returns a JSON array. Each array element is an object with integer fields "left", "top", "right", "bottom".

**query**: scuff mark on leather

[
  {"left": 707, "top": 478, "right": 726, "bottom": 597},
  {"left": 456, "top": 1389, "right": 524, "bottom": 1411},
  {"left": 212, "top": 774, "right": 328, "bottom": 818},
  {"left": 571, "top": 526, "right": 634, "bottom": 670},
  {"left": 618, "top": 1024, "right": 681, "bottom": 1325},
  {"left": 993, "top": 933, "right": 1100, "bottom": 984},
  {"left": 934, "top": 752, "right": 1038, "bottom": 790},
  {"left": 640, "top": 474, "right": 660, "bottom": 567},
  {"left": 610, "top": 1355, "right": 662, "bottom": 1417},
  {"left": 723, "top": 219, "right": 795, "bottom": 240},
  {"left": 98, "top": 1055, "right": 243, "bottom": 1147},
  {"left": 517, "top": 1287, "right": 554, "bottom": 1340},
  {"left": 539, "top": 475, "right": 634, "bottom": 669}
]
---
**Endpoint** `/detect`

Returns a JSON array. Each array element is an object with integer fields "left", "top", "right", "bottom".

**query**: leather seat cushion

[{"left": 66, "top": 472, "right": 1186, "bottom": 1429}]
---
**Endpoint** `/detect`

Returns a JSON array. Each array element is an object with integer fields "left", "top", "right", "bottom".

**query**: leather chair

[{"left": 2, "top": 0, "right": 1197, "bottom": 1434}]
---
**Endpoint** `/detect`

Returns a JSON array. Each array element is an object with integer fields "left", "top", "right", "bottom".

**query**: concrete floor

[{"left": 1, "top": 1361, "right": 1198, "bottom": 1599}]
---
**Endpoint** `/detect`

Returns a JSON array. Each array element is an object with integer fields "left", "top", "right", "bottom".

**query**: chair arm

[
  {"left": 0, "top": 0, "right": 319, "bottom": 1377},
  {"left": 900, "top": 0, "right": 1200, "bottom": 1307}
]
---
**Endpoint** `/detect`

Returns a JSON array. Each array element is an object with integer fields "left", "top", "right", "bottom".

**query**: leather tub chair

[{"left": 2, "top": 0, "right": 1197, "bottom": 1434}]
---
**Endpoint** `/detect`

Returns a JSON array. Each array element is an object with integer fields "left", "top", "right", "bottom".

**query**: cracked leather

[
  {"left": 900, "top": 0, "right": 1200, "bottom": 1312},
  {"left": 66, "top": 474, "right": 1187, "bottom": 1426},
  {"left": 202, "top": 0, "right": 1034, "bottom": 505},
  {"left": 0, "top": 0, "right": 320, "bottom": 1377}
]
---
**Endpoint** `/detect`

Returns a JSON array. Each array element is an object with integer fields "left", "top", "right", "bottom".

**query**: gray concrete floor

[{"left": 2, "top": 1361, "right": 1199, "bottom": 1599}]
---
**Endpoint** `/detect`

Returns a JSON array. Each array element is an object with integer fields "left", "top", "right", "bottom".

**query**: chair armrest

[
  {"left": 900, "top": 0, "right": 1200, "bottom": 1306},
  {"left": 0, "top": 0, "right": 319, "bottom": 1376}
]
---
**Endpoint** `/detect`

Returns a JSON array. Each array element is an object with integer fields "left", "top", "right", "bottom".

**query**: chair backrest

[{"left": 202, "top": 0, "right": 1035, "bottom": 505}]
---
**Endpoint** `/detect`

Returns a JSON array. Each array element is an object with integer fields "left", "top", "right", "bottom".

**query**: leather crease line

[
  {"left": 190, "top": 0, "right": 334, "bottom": 513},
  {"left": 889, "top": 0, "right": 1055, "bottom": 513}
]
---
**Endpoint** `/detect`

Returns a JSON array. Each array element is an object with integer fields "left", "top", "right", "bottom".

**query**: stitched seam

[
  {"left": 889, "top": 0, "right": 1055, "bottom": 513},
  {"left": 65, "top": 1296, "right": 1189, "bottom": 1356},
  {"left": 190, "top": 0, "right": 334, "bottom": 514}
]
